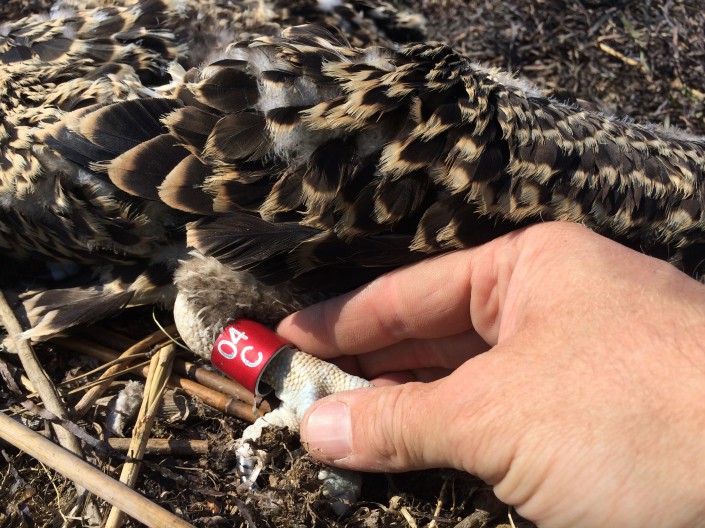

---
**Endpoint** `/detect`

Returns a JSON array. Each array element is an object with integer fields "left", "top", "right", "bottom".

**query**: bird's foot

[{"left": 235, "top": 403, "right": 363, "bottom": 515}]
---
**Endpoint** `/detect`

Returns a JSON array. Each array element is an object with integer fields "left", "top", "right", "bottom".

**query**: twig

[
  {"left": 105, "top": 344, "right": 176, "bottom": 527},
  {"left": 64, "top": 360, "right": 151, "bottom": 395},
  {"left": 71, "top": 326, "right": 178, "bottom": 417},
  {"left": 400, "top": 507, "right": 418, "bottom": 528},
  {"left": 0, "top": 411, "right": 194, "bottom": 528},
  {"left": 508, "top": 507, "right": 517, "bottom": 528},
  {"left": 56, "top": 336, "right": 268, "bottom": 421},
  {"left": 81, "top": 327, "right": 266, "bottom": 408},
  {"left": 178, "top": 356, "right": 266, "bottom": 409},
  {"left": 107, "top": 438, "right": 209, "bottom": 456},
  {"left": 166, "top": 368, "right": 265, "bottom": 421},
  {"left": 671, "top": 78, "right": 705, "bottom": 101},
  {"left": 152, "top": 310, "right": 191, "bottom": 352},
  {"left": 597, "top": 41, "right": 650, "bottom": 75},
  {"left": 0, "top": 356, "right": 23, "bottom": 395},
  {"left": 25, "top": 359, "right": 150, "bottom": 400},
  {"left": 39, "top": 461, "right": 81, "bottom": 525},
  {"left": 427, "top": 477, "right": 448, "bottom": 528},
  {"left": 0, "top": 291, "right": 84, "bottom": 459},
  {"left": 58, "top": 353, "right": 150, "bottom": 388}
]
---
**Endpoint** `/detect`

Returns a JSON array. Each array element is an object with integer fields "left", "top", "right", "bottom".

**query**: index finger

[{"left": 276, "top": 237, "right": 510, "bottom": 357}]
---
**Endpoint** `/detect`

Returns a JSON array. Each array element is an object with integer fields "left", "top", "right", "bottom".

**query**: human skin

[{"left": 276, "top": 222, "right": 705, "bottom": 528}]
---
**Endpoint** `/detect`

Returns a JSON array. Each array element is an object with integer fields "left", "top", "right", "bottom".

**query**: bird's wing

[
  {"left": 4, "top": 5, "right": 705, "bottom": 339},
  {"left": 44, "top": 26, "right": 705, "bottom": 282}
]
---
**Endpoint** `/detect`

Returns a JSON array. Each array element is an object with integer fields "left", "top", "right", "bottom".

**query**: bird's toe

[{"left": 318, "top": 467, "right": 363, "bottom": 516}]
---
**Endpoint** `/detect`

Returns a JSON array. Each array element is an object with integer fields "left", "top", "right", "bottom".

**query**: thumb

[{"left": 300, "top": 370, "right": 495, "bottom": 474}]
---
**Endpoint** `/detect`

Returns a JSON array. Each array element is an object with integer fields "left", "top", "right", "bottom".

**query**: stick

[
  {"left": 400, "top": 507, "right": 418, "bottom": 528},
  {"left": 80, "top": 327, "right": 265, "bottom": 408},
  {"left": 178, "top": 357, "right": 266, "bottom": 409},
  {"left": 597, "top": 42, "right": 650, "bottom": 74},
  {"left": 105, "top": 344, "right": 176, "bottom": 528},
  {"left": 0, "top": 411, "right": 194, "bottom": 528},
  {"left": 72, "top": 326, "right": 179, "bottom": 417},
  {"left": 0, "top": 291, "right": 84, "bottom": 459},
  {"left": 55, "top": 337, "right": 267, "bottom": 421},
  {"left": 107, "top": 438, "right": 209, "bottom": 456},
  {"left": 427, "top": 477, "right": 448, "bottom": 528}
]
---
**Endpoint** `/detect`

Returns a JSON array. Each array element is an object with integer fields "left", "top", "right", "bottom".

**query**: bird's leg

[
  {"left": 172, "top": 252, "right": 305, "bottom": 358},
  {"left": 173, "top": 253, "right": 371, "bottom": 513}
]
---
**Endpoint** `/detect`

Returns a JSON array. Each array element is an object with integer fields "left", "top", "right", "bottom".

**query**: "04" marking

[{"left": 217, "top": 327, "right": 263, "bottom": 368}]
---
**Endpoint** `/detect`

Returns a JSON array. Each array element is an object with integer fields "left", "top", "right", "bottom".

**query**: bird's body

[
  {"left": 2, "top": 0, "right": 705, "bottom": 347},
  {"left": 0, "top": 0, "right": 428, "bottom": 335}
]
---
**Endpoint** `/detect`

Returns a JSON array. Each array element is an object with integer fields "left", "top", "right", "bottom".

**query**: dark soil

[
  {"left": 2, "top": 1, "right": 703, "bottom": 527},
  {"left": 419, "top": 0, "right": 705, "bottom": 135}
]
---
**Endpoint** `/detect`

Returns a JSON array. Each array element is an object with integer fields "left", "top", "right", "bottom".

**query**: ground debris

[
  {"left": 417, "top": 0, "right": 705, "bottom": 135},
  {"left": 0, "top": 314, "right": 530, "bottom": 527}
]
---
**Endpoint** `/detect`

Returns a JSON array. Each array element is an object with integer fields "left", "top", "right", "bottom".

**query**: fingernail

[{"left": 304, "top": 401, "right": 352, "bottom": 461}]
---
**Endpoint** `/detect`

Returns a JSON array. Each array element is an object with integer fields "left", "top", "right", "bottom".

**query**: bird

[{"left": 2, "top": 0, "right": 705, "bottom": 513}]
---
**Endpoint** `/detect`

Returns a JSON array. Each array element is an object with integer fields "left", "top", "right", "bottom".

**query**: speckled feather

[
  {"left": 43, "top": 27, "right": 705, "bottom": 279},
  {"left": 0, "top": 0, "right": 427, "bottom": 336},
  {"left": 2, "top": 0, "right": 705, "bottom": 339}
]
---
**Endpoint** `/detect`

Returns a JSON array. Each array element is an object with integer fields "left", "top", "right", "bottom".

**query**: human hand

[{"left": 277, "top": 222, "right": 705, "bottom": 528}]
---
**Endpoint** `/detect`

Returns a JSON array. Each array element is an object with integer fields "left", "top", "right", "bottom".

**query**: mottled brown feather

[{"left": 4, "top": 3, "right": 705, "bottom": 339}]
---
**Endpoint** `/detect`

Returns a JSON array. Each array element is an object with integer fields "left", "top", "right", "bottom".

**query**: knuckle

[
  {"left": 369, "top": 273, "right": 412, "bottom": 342},
  {"left": 360, "top": 384, "right": 428, "bottom": 469}
]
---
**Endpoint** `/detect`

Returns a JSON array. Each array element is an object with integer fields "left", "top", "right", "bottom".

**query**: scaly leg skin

[{"left": 173, "top": 254, "right": 372, "bottom": 514}]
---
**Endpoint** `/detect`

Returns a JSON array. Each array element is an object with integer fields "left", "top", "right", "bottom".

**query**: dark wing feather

[
  {"left": 193, "top": 66, "right": 260, "bottom": 114},
  {"left": 204, "top": 112, "right": 271, "bottom": 163},
  {"left": 108, "top": 134, "right": 190, "bottom": 200},
  {"left": 79, "top": 99, "right": 182, "bottom": 156},
  {"left": 159, "top": 154, "right": 215, "bottom": 214},
  {"left": 23, "top": 289, "right": 134, "bottom": 339},
  {"left": 187, "top": 214, "right": 318, "bottom": 271}
]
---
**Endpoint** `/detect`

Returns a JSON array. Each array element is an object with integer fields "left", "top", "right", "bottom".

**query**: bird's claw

[
  {"left": 318, "top": 467, "right": 363, "bottom": 516},
  {"left": 235, "top": 411, "right": 363, "bottom": 514}
]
